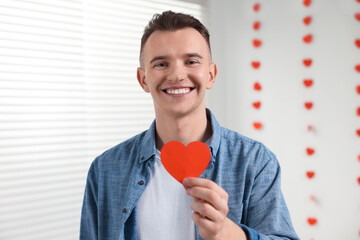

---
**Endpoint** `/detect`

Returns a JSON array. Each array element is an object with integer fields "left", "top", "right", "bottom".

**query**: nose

[{"left": 167, "top": 62, "right": 186, "bottom": 82}]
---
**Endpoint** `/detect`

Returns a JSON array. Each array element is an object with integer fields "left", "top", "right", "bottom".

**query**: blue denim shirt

[{"left": 80, "top": 109, "right": 299, "bottom": 240}]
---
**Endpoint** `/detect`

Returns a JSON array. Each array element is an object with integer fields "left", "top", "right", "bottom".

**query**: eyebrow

[{"left": 149, "top": 53, "right": 203, "bottom": 64}]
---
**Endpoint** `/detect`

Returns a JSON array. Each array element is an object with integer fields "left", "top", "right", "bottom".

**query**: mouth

[{"left": 162, "top": 87, "right": 195, "bottom": 95}]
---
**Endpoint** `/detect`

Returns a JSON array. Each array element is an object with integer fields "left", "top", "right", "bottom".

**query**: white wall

[{"left": 207, "top": 0, "right": 360, "bottom": 239}]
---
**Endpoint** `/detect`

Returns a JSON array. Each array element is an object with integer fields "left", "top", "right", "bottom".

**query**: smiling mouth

[{"left": 163, "top": 87, "right": 194, "bottom": 95}]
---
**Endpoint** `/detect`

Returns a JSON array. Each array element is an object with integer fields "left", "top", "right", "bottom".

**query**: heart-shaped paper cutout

[
  {"left": 306, "top": 147, "right": 315, "bottom": 156},
  {"left": 253, "top": 122, "right": 263, "bottom": 130},
  {"left": 251, "top": 61, "right": 261, "bottom": 69},
  {"left": 303, "top": 0, "right": 311, "bottom": 7},
  {"left": 305, "top": 102, "right": 313, "bottom": 110},
  {"left": 355, "top": 64, "right": 360, "bottom": 73},
  {"left": 303, "top": 16, "right": 312, "bottom": 25},
  {"left": 357, "top": 107, "right": 360, "bottom": 116},
  {"left": 303, "top": 34, "right": 313, "bottom": 44},
  {"left": 306, "top": 171, "right": 315, "bottom": 179},
  {"left": 253, "top": 39, "right": 262, "bottom": 48},
  {"left": 355, "top": 39, "right": 360, "bottom": 48},
  {"left": 253, "top": 3, "right": 260, "bottom": 12},
  {"left": 307, "top": 125, "right": 313, "bottom": 132},
  {"left": 358, "top": 154, "right": 360, "bottom": 163},
  {"left": 357, "top": 177, "right": 360, "bottom": 185},
  {"left": 357, "top": 0, "right": 360, "bottom": 3},
  {"left": 303, "top": 79, "right": 313, "bottom": 88},
  {"left": 356, "top": 129, "right": 360, "bottom": 137},
  {"left": 307, "top": 217, "right": 317, "bottom": 226},
  {"left": 303, "top": 58, "right": 312, "bottom": 67},
  {"left": 253, "top": 21, "right": 261, "bottom": 30},
  {"left": 161, "top": 141, "right": 210, "bottom": 183},
  {"left": 357, "top": 85, "right": 360, "bottom": 94},
  {"left": 252, "top": 101, "right": 261, "bottom": 109},
  {"left": 254, "top": 82, "right": 262, "bottom": 91},
  {"left": 355, "top": 13, "right": 360, "bottom": 21}
]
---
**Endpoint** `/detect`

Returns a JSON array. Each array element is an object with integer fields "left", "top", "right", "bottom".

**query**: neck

[{"left": 155, "top": 108, "right": 212, "bottom": 150}]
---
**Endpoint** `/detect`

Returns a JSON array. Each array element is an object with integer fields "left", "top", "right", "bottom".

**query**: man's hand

[{"left": 182, "top": 177, "right": 248, "bottom": 240}]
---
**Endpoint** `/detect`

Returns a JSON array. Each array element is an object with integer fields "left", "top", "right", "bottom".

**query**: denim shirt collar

[{"left": 137, "top": 108, "right": 221, "bottom": 164}]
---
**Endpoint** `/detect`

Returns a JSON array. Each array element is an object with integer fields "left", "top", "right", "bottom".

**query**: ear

[
  {"left": 137, "top": 67, "right": 150, "bottom": 93},
  {"left": 206, "top": 62, "right": 217, "bottom": 89}
]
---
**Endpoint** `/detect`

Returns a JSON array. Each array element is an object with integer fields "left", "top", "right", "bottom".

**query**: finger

[
  {"left": 191, "top": 212, "right": 222, "bottom": 237},
  {"left": 191, "top": 199, "right": 224, "bottom": 223},
  {"left": 186, "top": 186, "right": 228, "bottom": 214},
  {"left": 183, "top": 177, "right": 228, "bottom": 200}
]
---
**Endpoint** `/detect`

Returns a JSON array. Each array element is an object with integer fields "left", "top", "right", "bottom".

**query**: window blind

[{"left": 0, "top": 0, "right": 209, "bottom": 239}]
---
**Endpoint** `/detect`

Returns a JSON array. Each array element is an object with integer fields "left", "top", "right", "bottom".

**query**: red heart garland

[
  {"left": 254, "top": 82, "right": 262, "bottom": 91},
  {"left": 303, "top": 16, "right": 312, "bottom": 25},
  {"left": 303, "top": 0, "right": 311, "bottom": 7},
  {"left": 303, "top": 79, "right": 314, "bottom": 88},
  {"left": 306, "top": 171, "right": 315, "bottom": 179},
  {"left": 303, "top": 34, "right": 313, "bottom": 44},
  {"left": 355, "top": 39, "right": 360, "bottom": 48},
  {"left": 253, "top": 39, "right": 262, "bottom": 48},
  {"left": 355, "top": 64, "right": 360, "bottom": 73},
  {"left": 253, "top": 122, "right": 263, "bottom": 130},
  {"left": 356, "top": 129, "right": 360, "bottom": 137},
  {"left": 305, "top": 102, "right": 313, "bottom": 110},
  {"left": 252, "top": 101, "right": 261, "bottom": 109},
  {"left": 306, "top": 147, "right": 315, "bottom": 156},
  {"left": 303, "top": 58, "right": 312, "bottom": 67},
  {"left": 357, "top": 85, "right": 360, "bottom": 94},
  {"left": 307, "top": 217, "right": 317, "bottom": 226},
  {"left": 253, "top": 21, "right": 261, "bottom": 30},
  {"left": 161, "top": 141, "right": 211, "bottom": 183},
  {"left": 357, "top": 107, "right": 360, "bottom": 116},
  {"left": 355, "top": 13, "right": 360, "bottom": 21},
  {"left": 251, "top": 61, "right": 261, "bottom": 69},
  {"left": 253, "top": 3, "right": 260, "bottom": 12}
]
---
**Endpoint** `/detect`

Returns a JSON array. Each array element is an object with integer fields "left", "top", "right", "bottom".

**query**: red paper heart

[
  {"left": 251, "top": 61, "right": 261, "bottom": 69},
  {"left": 357, "top": 0, "right": 360, "bottom": 3},
  {"left": 303, "top": 0, "right": 311, "bottom": 7},
  {"left": 358, "top": 154, "right": 360, "bottom": 163},
  {"left": 357, "top": 177, "right": 360, "bottom": 185},
  {"left": 252, "top": 101, "right": 261, "bottom": 109},
  {"left": 355, "top": 64, "right": 360, "bottom": 73},
  {"left": 307, "top": 217, "right": 317, "bottom": 226},
  {"left": 306, "top": 171, "right": 315, "bottom": 179},
  {"left": 253, "top": 3, "right": 260, "bottom": 12},
  {"left": 254, "top": 82, "right": 262, "bottom": 91},
  {"left": 303, "top": 79, "right": 313, "bottom": 88},
  {"left": 355, "top": 39, "right": 360, "bottom": 48},
  {"left": 253, "top": 21, "right": 261, "bottom": 30},
  {"left": 303, "top": 16, "right": 312, "bottom": 25},
  {"left": 303, "top": 58, "right": 312, "bottom": 67},
  {"left": 307, "top": 125, "right": 313, "bottom": 132},
  {"left": 356, "top": 129, "right": 360, "bottom": 137},
  {"left": 306, "top": 147, "right": 315, "bottom": 156},
  {"left": 161, "top": 141, "right": 210, "bottom": 183},
  {"left": 357, "top": 85, "right": 360, "bottom": 94},
  {"left": 253, "top": 122, "right": 263, "bottom": 130},
  {"left": 355, "top": 13, "right": 360, "bottom": 21},
  {"left": 303, "top": 34, "right": 313, "bottom": 43},
  {"left": 305, "top": 102, "right": 313, "bottom": 110},
  {"left": 357, "top": 107, "right": 360, "bottom": 116},
  {"left": 253, "top": 39, "right": 262, "bottom": 48}
]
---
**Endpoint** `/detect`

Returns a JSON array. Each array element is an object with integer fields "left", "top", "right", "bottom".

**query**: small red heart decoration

[
  {"left": 357, "top": 85, "right": 360, "bottom": 94},
  {"left": 358, "top": 154, "right": 360, "bottom": 163},
  {"left": 356, "top": 129, "right": 360, "bottom": 137},
  {"left": 307, "top": 125, "right": 313, "bottom": 132},
  {"left": 252, "top": 101, "right": 261, "bottom": 109},
  {"left": 306, "top": 147, "right": 315, "bottom": 156},
  {"left": 303, "top": 16, "right": 312, "bottom": 25},
  {"left": 253, "top": 3, "right": 260, "bottom": 12},
  {"left": 253, "top": 122, "right": 263, "bottom": 130},
  {"left": 355, "top": 13, "right": 360, "bottom": 21},
  {"left": 306, "top": 171, "right": 315, "bottom": 179},
  {"left": 357, "top": 0, "right": 360, "bottom": 3},
  {"left": 307, "top": 217, "right": 317, "bottom": 226},
  {"left": 253, "top": 39, "right": 262, "bottom": 48},
  {"left": 254, "top": 82, "right": 262, "bottom": 91},
  {"left": 357, "top": 177, "right": 360, "bottom": 185},
  {"left": 303, "top": 58, "right": 312, "bottom": 67},
  {"left": 253, "top": 21, "right": 261, "bottom": 30},
  {"left": 251, "top": 61, "right": 261, "bottom": 69},
  {"left": 355, "top": 39, "right": 360, "bottom": 48},
  {"left": 305, "top": 102, "right": 313, "bottom": 110},
  {"left": 303, "top": 34, "right": 313, "bottom": 43},
  {"left": 356, "top": 107, "right": 360, "bottom": 116},
  {"left": 303, "top": 0, "right": 311, "bottom": 7},
  {"left": 161, "top": 141, "right": 211, "bottom": 183},
  {"left": 355, "top": 64, "right": 360, "bottom": 73},
  {"left": 303, "top": 79, "right": 313, "bottom": 88}
]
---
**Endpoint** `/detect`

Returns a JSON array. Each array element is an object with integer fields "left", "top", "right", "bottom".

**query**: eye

[
  {"left": 154, "top": 62, "right": 167, "bottom": 68},
  {"left": 187, "top": 59, "right": 199, "bottom": 65}
]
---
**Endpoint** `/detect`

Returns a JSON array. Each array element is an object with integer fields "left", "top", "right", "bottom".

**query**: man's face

[{"left": 137, "top": 27, "right": 217, "bottom": 118}]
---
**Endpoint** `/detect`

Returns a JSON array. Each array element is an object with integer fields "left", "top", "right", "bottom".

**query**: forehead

[{"left": 142, "top": 28, "right": 210, "bottom": 62}]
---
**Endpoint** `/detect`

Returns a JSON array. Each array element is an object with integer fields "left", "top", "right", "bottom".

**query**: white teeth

[{"left": 166, "top": 88, "right": 191, "bottom": 95}]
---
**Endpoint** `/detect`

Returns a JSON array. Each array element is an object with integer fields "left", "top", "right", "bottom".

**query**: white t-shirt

[{"left": 136, "top": 149, "right": 196, "bottom": 240}]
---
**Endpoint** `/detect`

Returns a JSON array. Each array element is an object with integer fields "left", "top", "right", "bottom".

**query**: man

[{"left": 80, "top": 11, "right": 299, "bottom": 240}]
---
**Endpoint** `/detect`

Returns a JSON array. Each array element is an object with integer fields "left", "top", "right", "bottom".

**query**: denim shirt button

[
  {"left": 150, "top": 156, "right": 154, "bottom": 161},
  {"left": 138, "top": 180, "right": 145, "bottom": 186},
  {"left": 140, "top": 156, "right": 144, "bottom": 160},
  {"left": 122, "top": 208, "right": 127, "bottom": 213}
]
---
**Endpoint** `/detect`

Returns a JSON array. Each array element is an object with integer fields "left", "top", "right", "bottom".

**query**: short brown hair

[{"left": 140, "top": 10, "right": 211, "bottom": 66}]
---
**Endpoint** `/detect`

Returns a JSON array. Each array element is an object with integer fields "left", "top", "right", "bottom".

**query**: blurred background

[{"left": 0, "top": 0, "right": 359, "bottom": 239}]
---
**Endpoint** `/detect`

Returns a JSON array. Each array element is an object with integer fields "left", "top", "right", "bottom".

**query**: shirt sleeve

[
  {"left": 80, "top": 160, "right": 98, "bottom": 240},
  {"left": 241, "top": 149, "right": 300, "bottom": 240}
]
